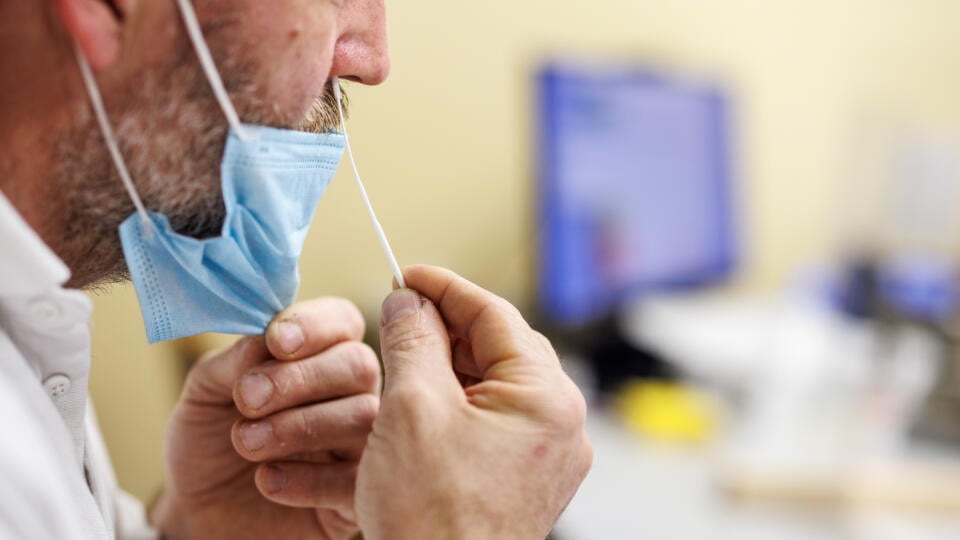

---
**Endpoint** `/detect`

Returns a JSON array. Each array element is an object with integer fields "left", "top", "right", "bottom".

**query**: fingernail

[
  {"left": 382, "top": 289, "right": 421, "bottom": 324},
  {"left": 262, "top": 465, "right": 286, "bottom": 494},
  {"left": 239, "top": 373, "right": 274, "bottom": 410},
  {"left": 274, "top": 321, "right": 304, "bottom": 355},
  {"left": 240, "top": 422, "right": 272, "bottom": 452}
]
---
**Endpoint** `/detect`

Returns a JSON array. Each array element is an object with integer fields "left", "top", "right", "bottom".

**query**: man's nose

[{"left": 331, "top": 0, "right": 390, "bottom": 85}]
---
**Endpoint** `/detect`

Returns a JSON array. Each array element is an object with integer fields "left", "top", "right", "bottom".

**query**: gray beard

[{"left": 52, "top": 54, "right": 345, "bottom": 289}]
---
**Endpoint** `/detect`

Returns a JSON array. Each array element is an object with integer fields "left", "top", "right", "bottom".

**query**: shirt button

[{"left": 43, "top": 374, "right": 72, "bottom": 399}]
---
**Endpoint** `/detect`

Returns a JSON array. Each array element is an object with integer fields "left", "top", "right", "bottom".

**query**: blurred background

[{"left": 88, "top": 1, "right": 960, "bottom": 538}]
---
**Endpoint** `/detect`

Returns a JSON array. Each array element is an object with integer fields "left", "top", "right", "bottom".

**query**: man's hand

[
  {"left": 357, "top": 265, "right": 593, "bottom": 540},
  {"left": 152, "top": 298, "right": 381, "bottom": 540}
]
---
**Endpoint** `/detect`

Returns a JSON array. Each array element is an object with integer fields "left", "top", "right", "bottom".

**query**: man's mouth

[{"left": 297, "top": 81, "right": 348, "bottom": 134}]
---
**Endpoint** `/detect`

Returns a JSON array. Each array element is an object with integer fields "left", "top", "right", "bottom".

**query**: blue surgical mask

[
  {"left": 75, "top": 0, "right": 352, "bottom": 342},
  {"left": 117, "top": 126, "right": 344, "bottom": 342}
]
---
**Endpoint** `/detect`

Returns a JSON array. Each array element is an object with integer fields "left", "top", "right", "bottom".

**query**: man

[{"left": 0, "top": 1, "right": 592, "bottom": 539}]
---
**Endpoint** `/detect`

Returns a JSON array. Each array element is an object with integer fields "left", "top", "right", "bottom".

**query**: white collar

[{"left": 0, "top": 190, "right": 70, "bottom": 297}]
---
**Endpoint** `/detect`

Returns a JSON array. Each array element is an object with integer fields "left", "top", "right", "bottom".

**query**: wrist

[{"left": 364, "top": 504, "right": 522, "bottom": 540}]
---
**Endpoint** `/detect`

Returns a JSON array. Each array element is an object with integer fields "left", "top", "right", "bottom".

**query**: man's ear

[{"left": 51, "top": 0, "right": 124, "bottom": 70}]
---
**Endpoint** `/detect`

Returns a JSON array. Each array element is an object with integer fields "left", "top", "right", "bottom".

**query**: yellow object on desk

[{"left": 617, "top": 380, "right": 720, "bottom": 445}]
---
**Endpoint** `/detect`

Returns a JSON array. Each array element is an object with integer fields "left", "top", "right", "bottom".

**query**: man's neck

[{"left": 0, "top": 133, "right": 67, "bottom": 260}]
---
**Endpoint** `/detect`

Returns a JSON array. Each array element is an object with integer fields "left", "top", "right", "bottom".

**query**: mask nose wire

[
  {"left": 333, "top": 78, "right": 406, "bottom": 289},
  {"left": 75, "top": 48, "right": 153, "bottom": 232},
  {"left": 174, "top": 0, "right": 252, "bottom": 142}
]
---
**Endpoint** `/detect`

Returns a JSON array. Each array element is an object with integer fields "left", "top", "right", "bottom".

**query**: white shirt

[{"left": 0, "top": 192, "right": 157, "bottom": 539}]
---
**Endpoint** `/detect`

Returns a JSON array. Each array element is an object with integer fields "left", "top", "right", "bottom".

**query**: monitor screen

[{"left": 537, "top": 63, "right": 738, "bottom": 326}]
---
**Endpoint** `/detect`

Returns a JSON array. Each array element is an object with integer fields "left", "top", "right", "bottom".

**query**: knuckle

[
  {"left": 504, "top": 297, "right": 525, "bottom": 319},
  {"left": 566, "top": 388, "right": 589, "bottom": 428},
  {"left": 282, "top": 360, "right": 312, "bottom": 399},
  {"left": 533, "top": 331, "right": 555, "bottom": 354},
  {"left": 382, "top": 323, "right": 445, "bottom": 355},
  {"left": 342, "top": 342, "right": 381, "bottom": 390},
  {"left": 311, "top": 463, "right": 358, "bottom": 502},
  {"left": 286, "top": 297, "right": 365, "bottom": 343},
  {"left": 387, "top": 383, "right": 422, "bottom": 407},
  {"left": 544, "top": 385, "right": 588, "bottom": 434},
  {"left": 578, "top": 434, "right": 594, "bottom": 479},
  {"left": 184, "top": 347, "right": 226, "bottom": 386},
  {"left": 495, "top": 296, "right": 526, "bottom": 325},
  {"left": 571, "top": 386, "right": 588, "bottom": 422},
  {"left": 479, "top": 296, "right": 516, "bottom": 326},
  {"left": 196, "top": 346, "right": 224, "bottom": 365},
  {"left": 331, "top": 297, "right": 366, "bottom": 338},
  {"left": 350, "top": 394, "right": 380, "bottom": 429},
  {"left": 289, "top": 407, "right": 314, "bottom": 440},
  {"left": 383, "top": 383, "right": 433, "bottom": 424},
  {"left": 524, "top": 330, "right": 558, "bottom": 361}
]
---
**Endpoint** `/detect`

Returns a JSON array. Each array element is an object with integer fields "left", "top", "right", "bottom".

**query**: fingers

[
  {"left": 234, "top": 340, "right": 381, "bottom": 418},
  {"left": 401, "top": 264, "right": 556, "bottom": 374},
  {"left": 266, "top": 297, "right": 366, "bottom": 361},
  {"left": 452, "top": 337, "right": 483, "bottom": 379},
  {"left": 255, "top": 460, "right": 358, "bottom": 510},
  {"left": 232, "top": 394, "right": 379, "bottom": 462},
  {"left": 181, "top": 336, "right": 271, "bottom": 406},
  {"left": 378, "top": 289, "right": 460, "bottom": 395},
  {"left": 181, "top": 297, "right": 368, "bottom": 409}
]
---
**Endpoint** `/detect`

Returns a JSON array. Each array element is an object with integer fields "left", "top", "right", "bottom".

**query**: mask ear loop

[
  {"left": 174, "top": 0, "right": 253, "bottom": 142},
  {"left": 333, "top": 78, "right": 406, "bottom": 289},
  {"left": 75, "top": 48, "right": 153, "bottom": 235}
]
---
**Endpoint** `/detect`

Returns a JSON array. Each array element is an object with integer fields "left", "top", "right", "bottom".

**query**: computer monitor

[{"left": 537, "top": 62, "right": 738, "bottom": 326}]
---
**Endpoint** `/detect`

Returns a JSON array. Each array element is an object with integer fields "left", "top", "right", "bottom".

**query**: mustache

[{"left": 297, "top": 80, "right": 349, "bottom": 134}]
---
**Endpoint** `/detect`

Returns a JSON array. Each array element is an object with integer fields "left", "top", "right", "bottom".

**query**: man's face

[{"left": 55, "top": 0, "right": 388, "bottom": 287}]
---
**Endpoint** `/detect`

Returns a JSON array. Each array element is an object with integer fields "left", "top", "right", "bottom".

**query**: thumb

[
  {"left": 181, "top": 335, "right": 269, "bottom": 406},
  {"left": 379, "top": 289, "right": 459, "bottom": 394}
]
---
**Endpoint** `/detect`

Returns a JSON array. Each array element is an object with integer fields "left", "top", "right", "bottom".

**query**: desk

[{"left": 556, "top": 411, "right": 960, "bottom": 540}]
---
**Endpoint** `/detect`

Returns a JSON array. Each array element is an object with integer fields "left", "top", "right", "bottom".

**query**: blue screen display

[{"left": 537, "top": 63, "right": 738, "bottom": 325}]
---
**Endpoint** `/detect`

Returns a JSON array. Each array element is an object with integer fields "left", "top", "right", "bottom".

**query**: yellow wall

[
  {"left": 90, "top": 0, "right": 960, "bottom": 501},
  {"left": 88, "top": 286, "right": 182, "bottom": 501}
]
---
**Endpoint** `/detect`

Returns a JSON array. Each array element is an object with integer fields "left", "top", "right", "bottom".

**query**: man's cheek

[{"left": 247, "top": 7, "right": 338, "bottom": 117}]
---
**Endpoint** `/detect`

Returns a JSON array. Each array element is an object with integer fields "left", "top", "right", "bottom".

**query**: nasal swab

[{"left": 332, "top": 78, "right": 406, "bottom": 289}]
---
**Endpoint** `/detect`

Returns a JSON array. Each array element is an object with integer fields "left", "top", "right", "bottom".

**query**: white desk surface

[{"left": 556, "top": 411, "right": 960, "bottom": 540}]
